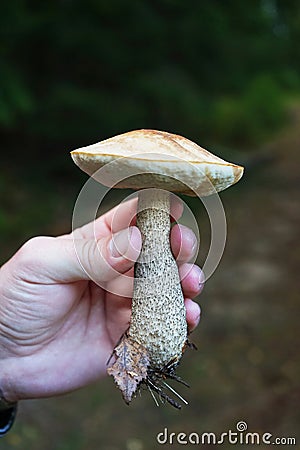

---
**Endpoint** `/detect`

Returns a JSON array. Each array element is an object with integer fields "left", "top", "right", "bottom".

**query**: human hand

[{"left": 0, "top": 198, "right": 203, "bottom": 402}]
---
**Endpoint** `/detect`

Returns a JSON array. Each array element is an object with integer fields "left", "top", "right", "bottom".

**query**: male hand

[{"left": 0, "top": 199, "right": 203, "bottom": 402}]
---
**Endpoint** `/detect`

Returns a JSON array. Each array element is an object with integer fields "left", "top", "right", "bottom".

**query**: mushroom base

[{"left": 107, "top": 332, "right": 191, "bottom": 408}]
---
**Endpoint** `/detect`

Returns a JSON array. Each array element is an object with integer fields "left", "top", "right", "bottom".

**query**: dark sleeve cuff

[
  {"left": 0, "top": 404, "right": 17, "bottom": 436},
  {"left": 0, "top": 392, "right": 18, "bottom": 437}
]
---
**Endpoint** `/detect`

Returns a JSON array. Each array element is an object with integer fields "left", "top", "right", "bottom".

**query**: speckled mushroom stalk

[
  {"left": 107, "top": 188, "right": 188, "bottom": 405},
  {"left": 129, "top": 189, "right": 187, "bottom": 367}
]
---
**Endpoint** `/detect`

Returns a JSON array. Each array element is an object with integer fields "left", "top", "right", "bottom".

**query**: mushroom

[{"left": 71, "top": 129, "right": 244, "bottom": 408}]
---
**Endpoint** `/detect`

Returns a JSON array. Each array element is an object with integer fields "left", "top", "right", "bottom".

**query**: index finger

[
  {"left": 68, "top": 194, "right": 183, "bottom": 239},
  {"left": 76, "top": 197, "right": 138, "bottom": 239}
]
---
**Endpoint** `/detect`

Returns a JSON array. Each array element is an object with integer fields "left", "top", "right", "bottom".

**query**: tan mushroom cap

[{"left": 71, "top": 129, "right": 244, "bottom": 196}]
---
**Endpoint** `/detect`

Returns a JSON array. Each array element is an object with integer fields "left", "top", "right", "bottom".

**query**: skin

[{"left": 0, "top": 198, "right": 203, "bottom": 403}]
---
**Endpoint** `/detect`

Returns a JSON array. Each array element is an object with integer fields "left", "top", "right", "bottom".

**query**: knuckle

[{"left": 79, "top": 238, "right": 110, "bottom": 280}]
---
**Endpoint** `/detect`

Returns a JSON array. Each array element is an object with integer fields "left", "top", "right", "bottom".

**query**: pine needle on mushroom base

[{"left": 107, "top": 189, "right": 190, "bottom": 408}]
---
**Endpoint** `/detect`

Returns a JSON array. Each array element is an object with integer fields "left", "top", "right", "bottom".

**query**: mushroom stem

[
  {"left": 107, "top": 188, "right": 188, "bottom": 405},
  {"left": 129, "top": 188, "right": 187, "bottom": 367}
]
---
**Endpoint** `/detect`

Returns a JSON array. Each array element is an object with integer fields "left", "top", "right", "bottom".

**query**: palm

[{"left": 6, "top": 278, "right": 130, "bottom": 397}]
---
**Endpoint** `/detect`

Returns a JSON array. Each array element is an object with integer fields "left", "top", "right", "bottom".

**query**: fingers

[
  {"left": 185, "top": 298, "right": 201, "bottom": 333},
  {"left": 179, "top": 263, "right": 205, "bottom": 298},
  {"left": 68, "top": 195, "right": 184, "bottom": 240},
  {"left": 70, "top": 198, "right": 138, "bottom": 240},
  {"left": 104, "top": 262, "right": 204, "bottom": 300},
  {"left": 105, "top": 295, "right": 201, "bottom": 344},
  {"left": 105, "top": 263, "right": 203, "bottom": 341},
  {"left": 171, "top": 224, "right": 198, "bottom": 262},
  {"left": 96, "top": 198, "right": 138, "bottom": 236},
  {"left": 170, "top": 195, "right": 184, "bottom": 222},
  {"left": 100, "top": 195, "right": 184, "bottom": 236},
  {"left": 179, "top": 261, "right": 204, "bottom": 334}
]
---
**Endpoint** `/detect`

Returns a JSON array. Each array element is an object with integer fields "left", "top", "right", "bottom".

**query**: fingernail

[
  {"left": 191, "top": 234, "right": 198, "bottom": 256},
  {"left": 110, "top": 228, "right": 132, "bottom": 258},
  {"left": 198, "top": 269, "right": 205, "bottom": 287}
]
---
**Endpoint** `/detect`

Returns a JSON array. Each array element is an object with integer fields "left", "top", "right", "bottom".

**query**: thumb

[
  {"left": 65, "top": 226, "right": 142, "bottom": 284},
  {"left": 12, "top": 227, "right": 142, "bottom": 285}
]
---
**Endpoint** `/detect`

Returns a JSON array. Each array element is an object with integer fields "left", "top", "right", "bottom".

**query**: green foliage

[
  {"left": 0, "top": 64, "right": 34, "bottom": 126},
  {"left": 0, "top": 1, "right": 300, "bottom": 148},
  {"left": 213, "top": 75, "right": 286, "bottom": 145}
]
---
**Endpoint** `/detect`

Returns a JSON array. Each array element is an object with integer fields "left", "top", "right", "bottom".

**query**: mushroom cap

[{"left": 71, "top": 129, "right": 244, "bottom": 196}]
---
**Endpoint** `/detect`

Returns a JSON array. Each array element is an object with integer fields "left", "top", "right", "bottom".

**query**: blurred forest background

[{"left": 1, "top": 1, "right": 299, "bottom": 449}]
